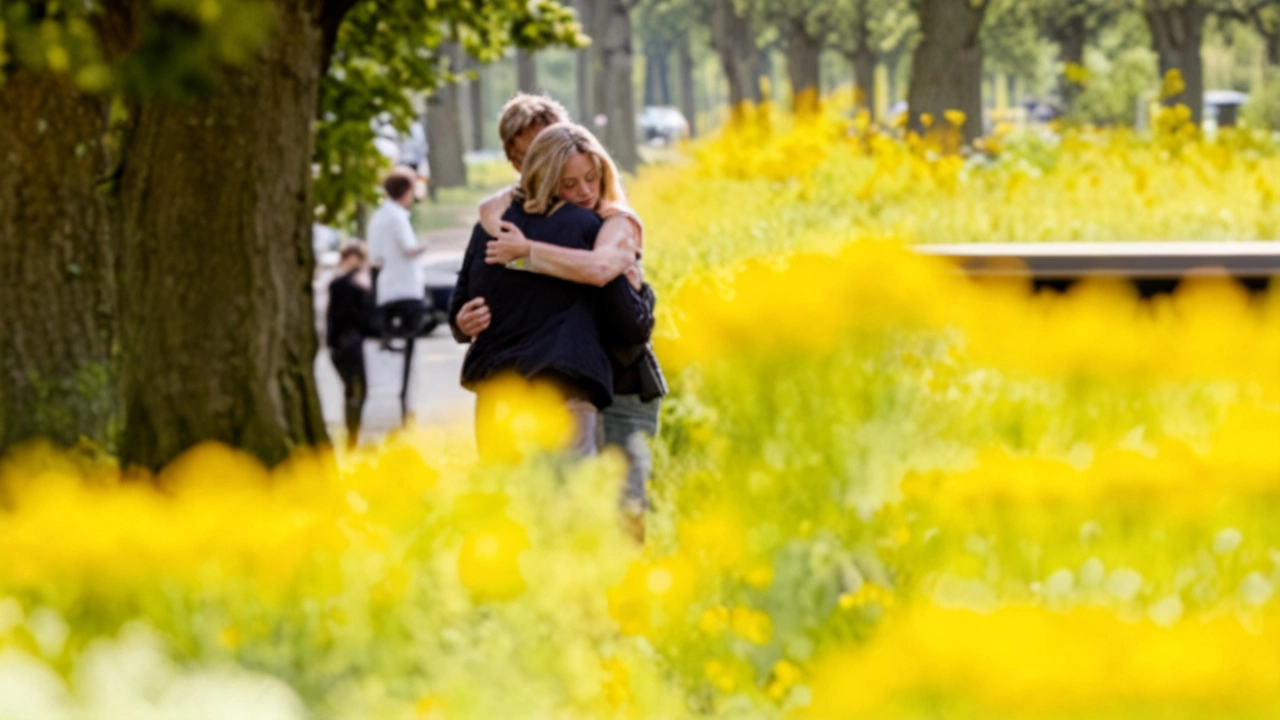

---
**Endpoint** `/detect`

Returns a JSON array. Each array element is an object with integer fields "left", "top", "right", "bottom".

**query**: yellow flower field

[{"left": 2, "top": 101, "right": 1280, "bottom": 719}]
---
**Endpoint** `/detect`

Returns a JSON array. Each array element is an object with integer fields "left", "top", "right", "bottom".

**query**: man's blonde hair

[
  {"left": 520, "top": 123, "right": 626, "bottom": 216},
  {"left": 498, "top": 93, "right": 571, "bottom": 163}
]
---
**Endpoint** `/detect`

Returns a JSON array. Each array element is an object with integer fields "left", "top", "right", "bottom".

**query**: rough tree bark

[
  {"left": 710, "top": 0, "right": 761, "bottom": 112},
  {"left": 117, "top": 0, "right": 328, "bottom": 470},
  {"left": 677, "top": 33, "right": 698, "bottom": 137},
  {"left": 595, "top": 0, "right": 640, "bottom": 173},
  {"left": 517, "top": 49, "right": 539, "bottom": 93},
  {"left": 1144, "top": 1, "right": 1208, "bottom": 126},
  {"left": 0, "top": 74, "right": 119, "bottom": 452},
  {"left": 785, "top": 16, "right": 822, "bottom": 113},
  {"left": 426, "top": 43, "right": 469, "bottom": 189},
  {"left": 907, "top": 0, "right": 988, "bottom": 143}
]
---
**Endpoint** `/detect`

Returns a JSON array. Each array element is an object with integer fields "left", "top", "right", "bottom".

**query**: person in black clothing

[
  {"left": 327, "top": 241, "right": 375, "bottom": 450},
  {"left": 450, "top": 124, "right": 653, "bottom": 461},
  {"left": 457, "top": 120, "right": 665, "bottom": 538}
]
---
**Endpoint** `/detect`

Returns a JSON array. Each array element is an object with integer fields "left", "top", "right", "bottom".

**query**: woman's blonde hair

[{"left": 520, "top": 123, "right": 627, "bottom": 216}]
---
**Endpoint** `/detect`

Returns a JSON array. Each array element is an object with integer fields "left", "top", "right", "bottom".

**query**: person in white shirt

[{"left": 367, "top": 167, "right": 427, "bottom": 424}]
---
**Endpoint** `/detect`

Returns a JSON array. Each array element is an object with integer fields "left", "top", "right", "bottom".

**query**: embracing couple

[{"left": 448, "top": 94, "right": 666, "bottom": 528}]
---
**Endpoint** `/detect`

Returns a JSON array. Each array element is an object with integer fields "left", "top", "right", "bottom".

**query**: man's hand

[
  {"left": 455, "top": 297, "right": 491, "bottom": 339},
  {"left": 485, "top": 222, "right": 532, "bottom": 265},
  {"left": 624, "top": 263, "right": 644, "bottom": 291}
]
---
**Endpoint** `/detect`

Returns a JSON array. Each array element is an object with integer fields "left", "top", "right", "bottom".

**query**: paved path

[{"left": 314, "top": 330, "right": 472, "bottom": 444}]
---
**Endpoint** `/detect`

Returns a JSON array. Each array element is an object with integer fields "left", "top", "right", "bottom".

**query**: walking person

[
  {"left": 367, "top": 167, "right": 428, "bottom": 425},
  {"left": 449, "top": 124, "right": 653, "bottom": 463},
  {"left": 326, "top": 241, "right": 375, "bottom": 450}
]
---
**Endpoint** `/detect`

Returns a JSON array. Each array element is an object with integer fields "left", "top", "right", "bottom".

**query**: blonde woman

[
  {"left": 449, "top": 123, "right": 654, "bottom": 460},
  {"left": 459, "top": 122, "right": 666, "bottom": 528}
]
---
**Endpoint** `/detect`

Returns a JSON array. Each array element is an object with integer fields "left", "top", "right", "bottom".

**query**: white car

[{"left": 639, "top": 106, "right": 690, "bottom": 145}]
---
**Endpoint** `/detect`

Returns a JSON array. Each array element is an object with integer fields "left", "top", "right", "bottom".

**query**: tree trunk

[
  {"left": 1267, "top": 33, "right": 1279, "bottom": 66},
  {"left": 907, "top": 0, "right": 988, "bottom": 143},
  {"left": 885, "top": 45, "right": 905, "bottom": 105},
  {"left": 785, "top": 16, "right": 822, "bottom": 113},
  {"left": 591, "top": 1, "right": 610, "bottom": 128},
  {"left": 710, "top": 0, "right": 761, "bottom": 112},
  {"left": 854, "top": 48, "right": 877, "bottom": 118},
  {"left": 468, "top": 61, "right": 486, "bottom": 152},
  {"left": 1055, "top": 16, "right": 1088, "bottom": 113},
  {"left": 117, "top": 0, "right": 327, "bottom": 470},
  {"left": 1144, "top": 1, "right": 1208, "bottom": 127},
  {"left": 517, "top": 49, "right": 539, "bottom": 94},
  {"left": 650, "top": 44, "right": 672, "bottom": 106},
  {"left": 575, "top": 0, "right": 595, "bottom": 123},
  {"left": 644, "top": 44, "right": 662, "bottom": 106},
  {"left": 595, "top": 0, "right": 640, "bottom": 173},
  {"left": 0, "top": 73, "right": 120, "bottom": 453},
  {"left": 677, "top": 33, "right": 698, "bottom": 137},
  {"left": 427, "top": 43, "right": 469, "bottom": 189},
  {"left": 852, "top": 8, "right": 877, "bottom": 116},
  {"left": 758, "top": 48, "right": 774, "bottom": 101}
]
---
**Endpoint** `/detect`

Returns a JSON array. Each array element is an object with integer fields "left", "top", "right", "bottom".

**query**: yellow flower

[
  {"left": 764, "top": 659, "right": 803, "bottom": 701},
  {"left": 601, "top": 657, "right": 631, "bottom": 709},
  {"left": 473, "top": 374, "right": 577, "bottom": 464},
  {"left": 944, "top": 110, "right": 967, "bottom": 128},
  {"left": 1063, "top": 62, "right": 1090, "bottom": 85},
  {"left": 730, "top": 607, "right": 773, "bottom": 645},
  {"left": 1160, "top": 68, "right": 1186, "bottom": 99},
  {"left": 704, "top": 659, "right": 738, "bottom": 692},
  {"left": 457, "top": 516, "right": 530, "bottom": 601},
  {"left": 415, "top": 695, "right": 445, "bottom": 719},
  {"left": 607, "top": 555, "right": 697, "bottom": 637},
  {"left": 698, "top": 605, "right": 731, "bottom": 636},
  {"left": 744, "top": 562, "right": 774, "bottom": 589}
]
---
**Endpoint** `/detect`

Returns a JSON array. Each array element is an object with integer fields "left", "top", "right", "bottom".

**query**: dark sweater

[
  {"left": 326, "top": 269, "right": 374, "bottom": 348},
  {"left": 451, "top": 202, "right": 623, "bottom": 409}
]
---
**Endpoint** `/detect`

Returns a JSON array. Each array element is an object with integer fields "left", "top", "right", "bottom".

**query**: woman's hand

[
  {"left": 485, "top": 222, "right": 533, "bottom": 265},
  {"left": 455, "top": 297, "right": 491, "bottom": 339}
]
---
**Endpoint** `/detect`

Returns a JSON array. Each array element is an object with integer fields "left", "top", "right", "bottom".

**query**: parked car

[
  {"left": 420, "top": 251, "right": 464, "bottom": 336},
  {"left": 639, "top": 106, "right": 690, "bottom": 145},
  {"left": 314, "top": 247, "right": 462, "bottom": 339},
  {"left": 1205, "top": 89, "right": 1249, "bottom": 129}
]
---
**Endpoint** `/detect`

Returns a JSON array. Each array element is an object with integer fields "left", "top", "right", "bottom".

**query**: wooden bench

[{"left": 915, "top": 242, "right": 1280, "bottom": 296}]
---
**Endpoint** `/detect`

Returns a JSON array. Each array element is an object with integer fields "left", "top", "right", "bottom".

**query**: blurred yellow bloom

[
  {"left": 473, "top": 374, "right": 576, "bottom": 464},
  {"left": 600, "top": 657, "right": 631, "bottom": 709},
  {"left": 607, "top": 555, "right": 696, "bottom": 637},
  {"left": 730, "top": 607, "right": 773, "bottom": 645},
  {"left": 457, "top": 515, "right": 529, "bottom": 601},
  {"left": 698, "top": 605, "right": 730, "bottom": 636},
  {"left": 765, "top": 659, "right": 802, "bottom": 701},
  {"left": 1161, "top": 68, "right": 1186, "bottom": 99}
]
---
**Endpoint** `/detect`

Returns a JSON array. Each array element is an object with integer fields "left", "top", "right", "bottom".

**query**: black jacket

[
  {"left": 326, "top": 269, "right": 374, "bottom": 349},
  {"left": 606, "top": 282, "right": 668, "bottom": 402},
  {"left": 451, "top": 202, "right": 639, "bottom": 409}
]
